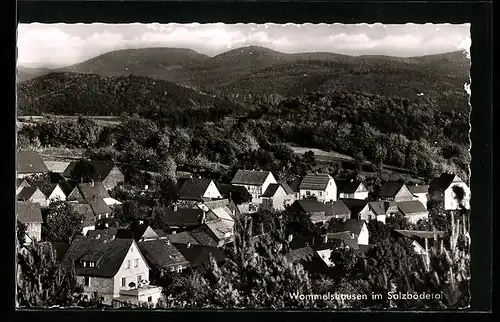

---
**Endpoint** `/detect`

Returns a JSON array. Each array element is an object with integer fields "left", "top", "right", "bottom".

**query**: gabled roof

[
  {"left": 429, "top": 173, "right": 464, "bottom": 192},
  {"left": 61, "top": 236, "right": 135, "bottom": 278},
  {"left": 38, "top": 183, "right": 60, "bottom": 197},
  {"left": 397, "top": 200, "right": 428, "bottom": 215},
  {"left": 288, "top": 178, "right": 301, "bottom": 193},
  {"left": 87, "top": 197, "right": 112, "bottom": 215},
  {"left": 231, "top": 170, "right": 272, "bottom": 186},
  {"left": 166, "top": 231, "right": 202, "bottom": 246},
  {"left": 114, "top": 225, "right": 159, "bottom": 241},
  {"left": 44, "top": 161, "right": 71, "bottom": 174},
  {"left": 299, "top": 173, "right": 333, "bottom": 191},
  {"left": 407, "top": 184, "right": 429, "bottom": 194},
  {"left": 216, "top": 183, "right": 252, "bottom": 204},
  {"left": 204, "top": 219, "right": 233, "bottom": 242},
  {"left": 17, "top": 202, "right": 43, "bottom": 224},
  {"left": 279, "top": 181, "right": 295, "bottom": 195},
  {"left": 17, "top": 186, "right": 45, "bottom": 201},
  {"left": 340, "top": 198, "right": 369, "bottom": 215},
  {"left": 17, "top": 150, "right": 49, "bottom": 174},
  {"left": 153, "top": 206, "right": 204, "bottom": 227},
  {"left": 336, "top": 180, "right": 365, "bottom": 194},
  {"left": 367, "top": 201, "right": 398, "bottom": 216},
  {"left": 328, "top": 219, "right": 366, "bottom": 236},
  {"left": 49, "top": 242, "right": 70, "bottom": 262},
  {"left": 172, "top": 243, "right": 226, "bottom": 267},
  {"left": 178, "top": 177, "right": 214, "bottom": 201},
  {"left": 190, "top": 227, "right": 219, "bottom": 247},
  {"left": 17, "top": 178, "right": 31, "bottom": 189},
  {"left": 71, "top": 202, "right": 96, "bottom": 227},
  {"left": 87, "top": 228, "right": 119, "bottom": 240},
  {"left": 261, "top": 183, "right": 281, "bottom": 198},
  {"left": 138, "top": 239, "right": 189, "bottom": 269},
  {"left": 63, "top": 160, "right": 119, "bottom": 180},
  {"left": 378, "top": 181, "right": 406, "bottom": 198},
  {"left": 77, "top": 182, "right": 111, "bottom": 200}
]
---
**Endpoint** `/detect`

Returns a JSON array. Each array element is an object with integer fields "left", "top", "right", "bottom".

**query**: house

[
  {"left": 367, "top": 201, "right": 400, "bottom": 223},
  {"left": 260, "top": 181, "right": 296, "bottom": 211},
  {"left": 16, "top": 178, "right": 31, "bottom": 194},
  {"left": 67, "top": 181, "right": 121, "bottom": 207},
  {"left": 289, "top": 199, "right": 351, "bottom": 225},
  {"left": 202, "top": 218, "right": 235, "bottom": 246},
  {"left": 377, "top": 181, "right": 414, "bottom": 202},
  {"left": 397, "top": 200, "right": 429, "bottom": 224},
  {"left": 63, "top": 161, "right": 124, "bottom": 190},
  {"left": 230, "top": 170, "right": 277, "bottom": 204},
  {"left": 336, "top": 180, "right": 369, "bottom": 200},
  {"left": 407, "top": 184, "right": 430, "bottom": 208},
  {"left": 394, "top": 230, "right": 445, "bottom": 255},
  {"left": 298, "top": 173, "right": 337, "bottom": 202},
  {"left": 71, "top": 199, "right": 113, "bottom": 235},
  {"left": 429, "top": 173, "right": 470, "bottom": 210},
  {"left": 216, "top": 183, "right": 252, "bottom": 205},
  {"left": 172, "top": 242, "right": 226, "bottom": 268},
  {"left": 44, "top": 161, "right": 71, "bottom": 174},
  {"left": 17, "top": 186, "right": 47, "bottom": 207},
  {"left": 17, "top": 150, "right": 49, "bottom": 178},
  {"left": 341, "top": 198, "right": 376, "bottom": 222},
  {"left": 151, "top": 205, "right": 205, "bottom": 233},
  {"left": 60, "top": 236, "right": 162, "bottom": 306},
  {"left": 177, "top": 177, "right": 222, "bottom": 201},
  {"left": 17, "top": 202, "right": 43, "bottom": 245},
  {"left": 326, "top": 219, "right": 369, "bottom": 249},
  {"left": 39, "top": 183, "right": 66, "bottom": 204},
  {"left": 288, "top": 178, "right": 302, "bottom": 200}
]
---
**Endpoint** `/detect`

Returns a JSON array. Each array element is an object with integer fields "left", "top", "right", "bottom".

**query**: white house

[
  {"left": 178, "top": 177, "right": 222, "bottom": 201},
  {"left": 231, "top": 170, "right": 277, "bottom": 205},
  {"left": 397, "top": 200, "right": 429, "bottom": 224},
  {"left": 337, "top": 180, "right": 369, "bottom": 200},
  {"left": 261, "top": 182, "right": 296, "bottom": 212},
  {"left": 407, "top": 184, "right": 429, "bottom": 209},
  {"left": 42, "top": 183, "right": 67, "bottom": 204},
  {"left": 298, "top": 173, "right": 337, "bottom": 202},
  {"left": 429, "top": 173, "right": 470, "bottom": 210},
  {"left": 61, "top": 237, "right": 163, "bottom": 306}
]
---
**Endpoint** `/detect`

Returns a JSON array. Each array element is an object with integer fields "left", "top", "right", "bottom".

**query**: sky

[{"left": 17, "top": 23, "right": 471, "bottom": 68}]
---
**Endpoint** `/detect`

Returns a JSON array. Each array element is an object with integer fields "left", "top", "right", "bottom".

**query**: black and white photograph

[{"left": 16, "top": 22, "right": 472, "bottom": 310}]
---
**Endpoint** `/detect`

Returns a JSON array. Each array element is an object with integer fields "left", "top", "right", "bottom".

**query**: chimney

[
  {"left": 187, "top": 242, "right": 191, "bottom": 249},
  {"left": 287, "top": 234, "right": 293, "bottom": 243}
]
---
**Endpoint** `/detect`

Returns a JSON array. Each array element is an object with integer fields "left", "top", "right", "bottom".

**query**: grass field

[
  {"left": 286, "top": 145, "right": 355, "bottom": 163},
  {"left": 36, "top": 147, "right": 86, "bottom": 162},
  {"left": 17, "top": 115, "right": 123, "bottom": 126}
]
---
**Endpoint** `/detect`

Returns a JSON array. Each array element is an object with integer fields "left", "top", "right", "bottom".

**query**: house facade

[
  {"left": 45, "top": 184, "right": 67, "bottom": 204},
  {"left": 298, "top": 173, "right": 337, "bottom": 202},
  {"left": 230, "top": 170, "right": 277, "bottom": 205},
  {"left": 17, "top": 186, "right": 47, "bottom": 207},
  {"left": 337, "top": 180, "right": 369, "bottom": 200},
  {"left": 63, "top": 237, "right": 162, "bottom": 306},
  {"left": 17, "top": 202, "right": 43, "bottom": 245},
  {"left": 377, "top": 181, "right": 414, "bottom": 202},
  {"left": 429, "top": 174, "right": 470, "bottom": 210},
  {"left": 261, "top": 183, "right": 296, "bottom": 212}
]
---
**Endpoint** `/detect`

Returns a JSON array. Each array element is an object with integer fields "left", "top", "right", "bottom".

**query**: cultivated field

[{"left": 286, "top": 145, "right": 355, "bottom": 163}]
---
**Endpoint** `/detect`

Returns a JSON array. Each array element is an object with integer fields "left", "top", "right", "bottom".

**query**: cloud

[{"left": 17, "top": 23, "right": 470, "bottom": 68}]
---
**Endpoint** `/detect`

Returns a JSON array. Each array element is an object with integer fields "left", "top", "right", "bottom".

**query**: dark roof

[
  {"left": 17, "top": 150, "right": 49, "bottom": 174},
  {"left": 153, "top": 207, "right": 204, "bottom": 227},
  {"left": 138, "top": 239, "right": 189, "bottom": 269},
  {"left": 407, "top": 184, "right": 429, "bottom": 194},
  {"left": 17, "top": 202, "right": 43, "bottom": 224},
  {"left": 340, "top": 198, "right": 369, "bottom": 215},
  {"left": 292, "top": 199, "right": 351, "bottom": 216},
  {"left": 231, "top": 170, "right": 272, "bottom": 185},
  {"left": 299, "top": 173, "right": 332, "bottom": 191},
  {"left": 261, "top": 183, "right": 280, "bottom": 198},
  {"left": 204, "top": 219, "right": 233, "bottom": 242},
  {"left": 61, "top": 236, "right": 134, "bottom": 278},
  {"left": 337, "top": 180, "right": 365, "bottom": 194},
  {"left": 71, "top": 202, "right": 96, "bottom": 227},
  {"left": 87, "top": 197, "right": 112, "bottom": 215},
  {"left": 288, "top": 178, "right": 301, "bottom": 192},
  {"left": 190, "top": 227, "right": 219, "bottom": 247},
  {"left": 367, "top": 201, "right": 398, "bottom": 216},
  {"left": 87, "top": 228, "right": 119, "bottom": 240},
  {"left": 172, "top": 243, "right": 226, "bottom": 267},
  {"left": 216, "top": 183, "right": 251, "bottom": 204},
  {"left": 378, "top": 181, "right": 405, "bottom": 197},
  {"left": 114, "top": 225, "right": 160, "bottom": 241},
  {"left": 17, "top": 186, "right": 44, "bottom": 200},
  {"left": 49, "top": 242, "right": 70, "bottom": 262},
  {"left": 285, "top": 246, "right": 317, "bottom": 263},
  {"left": 328, "top": 219, "right": 366, "bottom": 236},
  {"left": 429, "top": 173, "right": 462, "bottom": 192},
  {"left": 63, "top": 161, "right": 118, "bottom": 180},
  {"left": 77, "top": 182, "right": 110, "bottom": 200},
  {"left": 166, "top": 231, "right": 202, "bottom": 245},
  {"left": 178, "top": 177, "right": 214, "bottom": 201},
  {"left": 38, "top": 183, "right": 59, "bottom": 197},
  {"left": 397, "top": 200, "right": 428, "bottom": 215},
  {"left": 279, "top": 181, "right": 295, "bottom": 195}
]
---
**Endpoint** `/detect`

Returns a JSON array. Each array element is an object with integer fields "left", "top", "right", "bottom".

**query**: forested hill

[
  {"left": 18, "top": 47, "right": 470, "bottom": 113},
  {"left": 17, "top": 72, "right": 244, "bottom": 122}
]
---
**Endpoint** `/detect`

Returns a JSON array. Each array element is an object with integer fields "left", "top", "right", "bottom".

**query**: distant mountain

[
  {"left": 17, "top": 47, "right": 470, "bottom": 112},
  {"left": 17, "top": 66, "right": 54, "bottom": 82},
  {"left": 17, "top": 72, "right": 243, "bottom": 118}
]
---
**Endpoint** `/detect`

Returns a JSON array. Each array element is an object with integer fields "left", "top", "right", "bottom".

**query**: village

[{"left": 16, "top": 148, "right": 471, "bottom": 308}]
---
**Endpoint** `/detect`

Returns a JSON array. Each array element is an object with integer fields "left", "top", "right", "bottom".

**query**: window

[
  {"left": 319, "top": 191, "right": 323, "bottom": 196},
  {"left": 126, "top": 260, "right": 131, "bottom": 269},
  {"left": 121, "top": 277, "right": 126, "bottom": 287},
  {"left": 306, "top": 191, "right": 311, "bottom": 196},
  {"left": 137, "top": 275, "right": 142, "bottom": 284},
  {"left": 148, "top": 296, "right": 152, "bottom": 302},
  {"left": 84, "top": 276, "right": 90, "bottom": 286},
  {"left": 105, "top": 214, "right": 109, "bottom": 218},
  {"left": 134, "top": 259, "right": 139, "bottom": 267},
  {"left": 98, "top": 214, "right": 101, "bottom": 220},
  {"left": 177, "top": 266, "right": 183, "bottom": 273}
]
